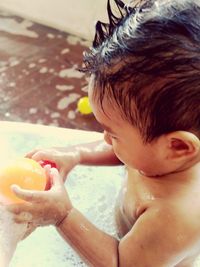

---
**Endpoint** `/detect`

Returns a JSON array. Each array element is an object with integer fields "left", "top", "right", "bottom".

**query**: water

[
  {"left": 0, "top": 127, "right": 123, "bottom": 266},
  {"left": 9, "top": 165, "right": 123, "bottom": 266},
  {"left": 1, "top": 125, "right": 200, "bottom": 266}
]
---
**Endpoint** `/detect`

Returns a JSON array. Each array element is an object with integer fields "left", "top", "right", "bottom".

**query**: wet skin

[
  {"left": 115, "top": 165, "right": 200, "bottom": 267},
  {"left": 88, "top": 80, "right": 200, "bottom": 266}
]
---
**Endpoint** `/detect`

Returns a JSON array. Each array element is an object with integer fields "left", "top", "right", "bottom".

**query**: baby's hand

[
  {"left": 7, "top": 166, "right": 73, "bottom": 227},
  {"left": 26, "top": 146, "right": 80, "bottom": 180}
]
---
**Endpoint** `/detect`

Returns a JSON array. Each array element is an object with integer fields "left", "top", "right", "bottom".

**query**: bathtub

[
  {"left": 0, "top": 121, "right": 123, "bottom": 266},
  {"left": 1, "top": 122, "right": 200, "bottom": 266}
]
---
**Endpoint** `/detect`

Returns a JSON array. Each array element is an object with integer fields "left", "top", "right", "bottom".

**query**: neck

[{"left": 139, "top": 156, "right": 200, "bottom": 178}]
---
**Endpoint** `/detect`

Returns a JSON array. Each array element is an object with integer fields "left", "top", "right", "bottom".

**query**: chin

[{"left": 139, "top": 169, "right": 167, "bottom": 178}]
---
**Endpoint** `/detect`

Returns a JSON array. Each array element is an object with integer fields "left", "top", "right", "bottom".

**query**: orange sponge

[{"left": 0, "top": 158, "right": 47, "bottom": 204}]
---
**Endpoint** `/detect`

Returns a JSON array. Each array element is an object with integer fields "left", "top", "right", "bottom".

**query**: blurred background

[{"left": 0, "top": 0, "right": 109, "bottom": 132}]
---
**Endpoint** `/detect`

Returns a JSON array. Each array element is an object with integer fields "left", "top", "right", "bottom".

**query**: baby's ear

[{"left": 165, "top": 131, "right": 200, "bottom": 162}]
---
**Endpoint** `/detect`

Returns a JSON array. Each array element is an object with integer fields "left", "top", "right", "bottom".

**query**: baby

[{"left": 8, "top": 0, "right": 200, "bottom": 266}]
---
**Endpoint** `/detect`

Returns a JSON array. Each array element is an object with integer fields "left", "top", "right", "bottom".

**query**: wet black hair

[{"left": 82, "top": 0, "right": 200, "bottom": 142}]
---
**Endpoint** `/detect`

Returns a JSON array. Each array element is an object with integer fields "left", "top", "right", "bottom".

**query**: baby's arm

[
  {"left": 10, "top": 168, "right": 197, "bottom": 267},
  {"left": 57, "top": 208, "right": 119, "bottom": 266},
  {"left": 27, "top": 140, "right": 122, "bottom": 180},
  {"left": 57, "top": 202, "right": 197, "bottom": 267},
  {"left": 77, "top": 140, "right": 122, "bottom": 165}
]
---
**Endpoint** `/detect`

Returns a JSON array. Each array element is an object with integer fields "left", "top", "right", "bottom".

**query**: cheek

[
  {"left": 114, "top": 144, "right": 146, "bottom": 169},
  {"left": 103, "top": 131, "right": 112, "bottom": 146},
  {"left": 111, "top": 142, "right": 132, "bottom": 165},
  {"left": 131, "top": 149, "right": 160, "bottom": 173}
]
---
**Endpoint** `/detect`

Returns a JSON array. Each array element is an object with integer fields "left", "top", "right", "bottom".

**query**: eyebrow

[{"left": 100, "top": 123, "right": 117, "bottom": 135}]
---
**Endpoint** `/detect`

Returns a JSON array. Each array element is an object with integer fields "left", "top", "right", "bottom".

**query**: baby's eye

[
  {"left": 109, "top": 134, "right": 117, "bottom": 140},
  {"left": 104, "top": 130, "right": 118, "bottom": 141}
]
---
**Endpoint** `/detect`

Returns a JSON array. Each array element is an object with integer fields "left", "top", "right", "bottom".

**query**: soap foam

[
  {"left": 0, "top": 205, "right": 27, "bottom": 267},
  {"left": 9, "top": 165, "right": 124, "bottom": 266}
]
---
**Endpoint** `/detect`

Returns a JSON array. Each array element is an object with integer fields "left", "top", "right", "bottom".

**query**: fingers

[
  {"left": 15, "top": 211, "right": 33, "bottom": 223},
  {"left": 10, "top": 167, "right": 63, "bottom": 203},
  {"left": 51, "top": 168, "right": 63, "bottom": 187},
  {"left": 7, "top": 203, "right": 33, "bottom": 223},
  {"left": 45, "top": 167, "right": 63, "bottom": 187},
  {"left": 11, "top": 184, "right": 47, "bottom": 203},
  {"left": 7, "top": 202, "right": 31, "bottom": 214},
  {"left": 25, "top": 148, "right": 55, "bottom": 162},
  {"left": 44, "top": 164, "right": 51, "bottom": 174},
  {"left": 32, "top": 150, "right": 55, "bottom": 162},
  {"left": 25, "top": 148, "right": 40, "bottom": 158},
  {"left": 22, "top": 223, "right": 37, "bottom": 239},
  {"left": 44, "top": 165, "right": 53, "bottom": 190}
]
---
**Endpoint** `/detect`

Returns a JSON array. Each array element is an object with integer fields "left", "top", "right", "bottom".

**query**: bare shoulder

[
  {"left": 117, "top": 167, "right": 200, "bottom": 266},
  {"left": 118, "top": 199, "right": 200, "bottom": 267}
]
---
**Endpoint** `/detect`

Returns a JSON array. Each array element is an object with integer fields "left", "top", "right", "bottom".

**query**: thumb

[{"left": 11, "top": 184, "right": 46, "bottom": 202}]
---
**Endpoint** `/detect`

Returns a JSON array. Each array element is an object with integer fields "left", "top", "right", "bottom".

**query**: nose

[{"left": 104, "top": 131, "right": 112, "bottom": 145}]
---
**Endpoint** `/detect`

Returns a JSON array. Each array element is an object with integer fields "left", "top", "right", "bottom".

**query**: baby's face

[{"left": 88, "top": 82, "right": 175, "bottom": 176}]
